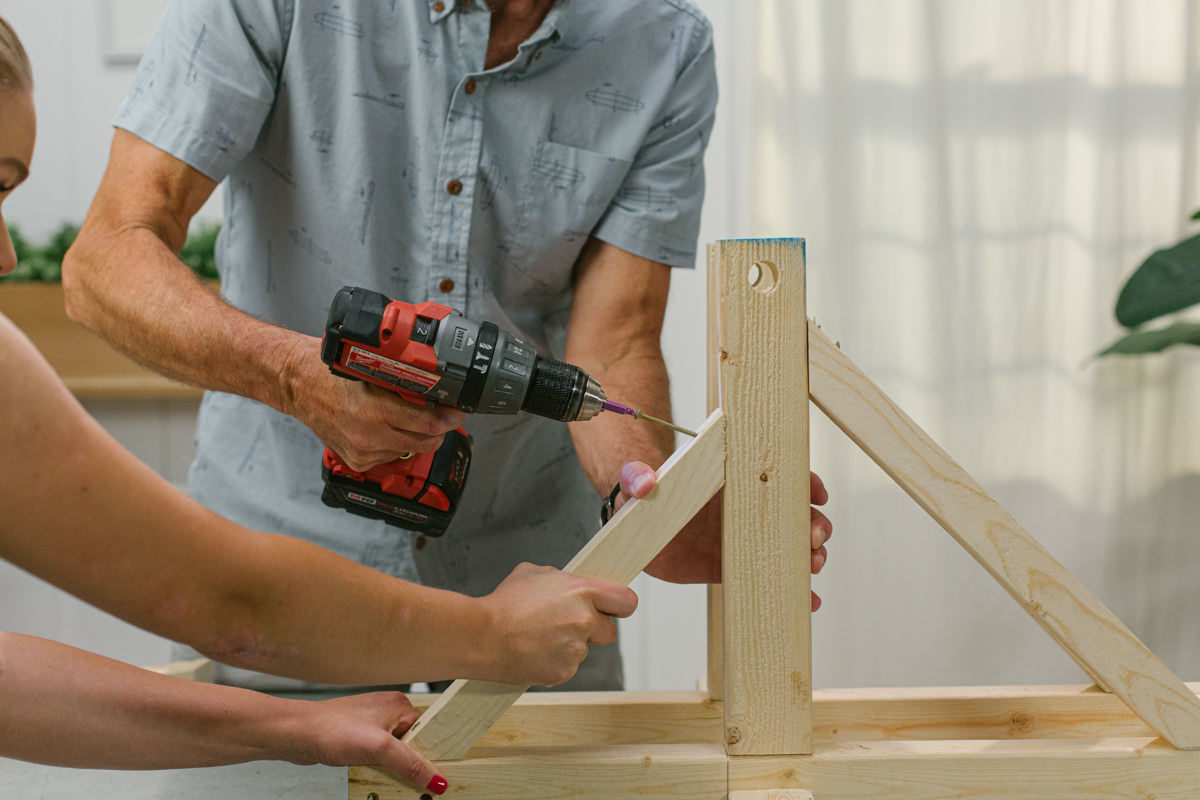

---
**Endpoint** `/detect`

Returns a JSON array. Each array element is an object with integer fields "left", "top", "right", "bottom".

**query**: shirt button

[
  {"left": 464, "top": 79, "right": 477, "bottom": 94},
  {"left": 415, "top": 535, "right": 427, "bottom": 550},
  {"left": 446, "top": 179, "right": 463, "bottom": 195},
  {"left": 439, "top": 278, "right": 456, "bottom": 293},
  {"left": 433, "top": 2, "right": 445, "bottom": 11}
]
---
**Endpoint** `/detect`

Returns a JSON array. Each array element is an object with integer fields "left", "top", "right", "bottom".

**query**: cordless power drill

[{"left": 319, "top": 285, "right": 608, "bottom": 534}]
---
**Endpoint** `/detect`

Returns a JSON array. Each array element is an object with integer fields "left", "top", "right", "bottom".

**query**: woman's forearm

[
  {"left": 0, "top": 632, "right": 443, "bottom": 790},
  {"left": 0, "top": 631, "right": 299, "bottom": 769}
]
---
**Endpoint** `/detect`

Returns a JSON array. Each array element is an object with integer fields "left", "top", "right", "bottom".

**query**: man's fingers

[
  {"left": 809, "top": 470, "right": 829, "bottom": 505},
  {"left": 619, "top": 460, "right": 657, "bottom": 499},
  {"left": 810, "top": 507, "right": 832, "bottom": 550},
  {"left": 374, "top": 388, "right": 466, "bottom": 434},
  {"left": 587, "top": 580, "right": 639, "bottom": 618},
  {"left": 588, "top": 613, "right": 619, "bottom": 646},
  {"left": 812, "top": 590, "right": 822, "bottom": 613},
  {"left": 811, "top": 545, "right": 827, "bottom": 574},
  {"left": 378, "top": 739, "right": 447, "bottom": 796}
]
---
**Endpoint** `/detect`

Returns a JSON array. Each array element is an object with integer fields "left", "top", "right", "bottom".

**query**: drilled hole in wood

[{"left": 747, "top": 260, "right": 778, "bottom": 293}]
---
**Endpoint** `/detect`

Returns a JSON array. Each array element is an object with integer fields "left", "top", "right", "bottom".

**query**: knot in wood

[
  {"left": 1009, "top": 712, "right": 1035, "bottom": 733},
  {"left": 726, "top": 726, "right": 742, "bottom": 745}
]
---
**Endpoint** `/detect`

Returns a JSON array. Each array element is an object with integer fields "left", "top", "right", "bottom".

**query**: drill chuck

[{"left": 522, "top": 357, "right": 607, "bottom": 422}]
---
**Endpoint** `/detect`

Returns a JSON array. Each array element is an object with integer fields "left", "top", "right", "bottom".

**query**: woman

[{"left": 0, "top": 17, "right": 638, "bottom": 792}]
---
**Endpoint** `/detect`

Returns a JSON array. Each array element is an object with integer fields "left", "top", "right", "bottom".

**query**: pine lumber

[
  {"left": 806, "top": 319, "right": 1200, "bottom": 749},
  {"left": 715, "top": 238, "right": 811, "bottom": 756},
  {"left": 400, "top": 410, "right": 726, "bottom": 760},
  {"left": 730, "top": 737, "right": 1200, "bottom": 800}
]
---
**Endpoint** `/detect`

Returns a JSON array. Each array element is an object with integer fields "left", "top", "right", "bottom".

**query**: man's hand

[
  {"left": 283, "top": 692, "right": 446, "bottom": 795},
  {"left": 479, "top": 563, "right": 639, "bottom": 686},
  {"left": 281, "top": 336, "right": 466, "bottom": 472},
  {"left": 615, "top": 466, "right": 833, "bottom": 605}
]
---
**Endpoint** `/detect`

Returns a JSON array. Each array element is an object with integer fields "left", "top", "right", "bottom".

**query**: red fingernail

[{"left": 427, "top": 775, "right": 448, "bottom": 795}]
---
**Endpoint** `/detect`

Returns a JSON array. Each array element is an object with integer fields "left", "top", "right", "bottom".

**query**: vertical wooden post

[
  {"left": 714, "top": 238, "right": 812, "bottom": 756},
  {"left": 705, "top": 244, "right": 724, "bottom": 702}
]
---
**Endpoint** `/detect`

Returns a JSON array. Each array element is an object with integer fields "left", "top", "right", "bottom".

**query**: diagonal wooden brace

[
  {"left": 401, "top": 409, "right": 726, "bottom": 761},
  {"left": 807, "top": 319, "right": 1200, "bottom": 750}
]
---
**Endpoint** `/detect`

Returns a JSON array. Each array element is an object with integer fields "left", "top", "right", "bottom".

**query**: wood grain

[
  {"left": 715, "top": 239, "right": 811, "bottom": 756},
  {"left": 730, "top": 737, "right": 1200, "bottom": 800},
  {"left": 730, "top": 791, "right": 814, "bottom": 800},
  {"left": 352, "top": 745, "right": 729, "bottom": 800},
  {"left": 807, "top": 319, "right": 1200, "bottom": 750},
  {"left": 393, "top": 682, "right": 1200, "bottom": 748},
  {"left": 400, "top": 410, "right": 726, "bottom": 761},
  {"left": 705, "top": 242, "right": 724, "bottom": 702}
]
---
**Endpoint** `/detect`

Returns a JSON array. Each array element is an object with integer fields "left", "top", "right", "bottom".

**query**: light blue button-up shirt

[{"left": 115, "top": 0, "right": 716, "bottom": 689}]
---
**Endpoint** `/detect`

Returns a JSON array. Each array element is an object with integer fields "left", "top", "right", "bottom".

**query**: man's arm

[
  {"left": 565, "top": 237, "right": 676, "bottom": 498},
  {"left": 564, "top": 239, "right": 833, "bottom": 589},
  {"left": 62, "top": 130, "right": 461, "bottom": 469},
  {"left": 0, "top": 312, "right": 636, "bottom": 688},
  {"left": 0, "top": 632, "right": 445, "bottom": 790}
]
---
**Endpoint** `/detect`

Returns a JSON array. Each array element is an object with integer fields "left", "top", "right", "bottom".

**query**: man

[{"left": 64, "top": 0, "right": 832, "bottom": 689}]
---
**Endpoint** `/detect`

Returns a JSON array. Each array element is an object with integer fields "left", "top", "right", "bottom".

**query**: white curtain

[{"left": 634, "top": 0, "right": 1200, "bottom": 690}]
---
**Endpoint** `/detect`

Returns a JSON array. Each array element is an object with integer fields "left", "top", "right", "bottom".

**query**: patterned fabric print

[{"left": 115, "top": 0, "right": 716, "bottom": 690}]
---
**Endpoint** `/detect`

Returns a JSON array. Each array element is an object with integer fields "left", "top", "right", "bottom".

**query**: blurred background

[{"left": 1, "top": 0, "right": 1198, "bottom": 693}]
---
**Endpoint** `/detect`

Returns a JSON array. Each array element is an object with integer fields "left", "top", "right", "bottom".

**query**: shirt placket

[
  {"left": 427, "top": 4, "right": 561, "bottom": 313},
  {"left": 428, "top": 18, "right": 487, "bottom": 310}
]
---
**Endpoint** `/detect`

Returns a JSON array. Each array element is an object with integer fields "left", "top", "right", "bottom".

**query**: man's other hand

[{"left": 614, "top": 464, "right": 833, "bottom": 604}]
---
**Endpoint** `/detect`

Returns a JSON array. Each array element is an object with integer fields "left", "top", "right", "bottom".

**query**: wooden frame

[{"left": 350, "top": 238, "right": 1200, "bottom": 799}]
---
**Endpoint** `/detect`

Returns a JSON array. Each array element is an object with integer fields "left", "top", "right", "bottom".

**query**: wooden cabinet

[{"left": 0, "top": 283, "right": 205, "bottom": 398}]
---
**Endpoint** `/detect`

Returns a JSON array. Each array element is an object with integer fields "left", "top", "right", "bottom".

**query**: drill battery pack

[{"left": 320, "top": 428, "right": 472, "bottom": 536}]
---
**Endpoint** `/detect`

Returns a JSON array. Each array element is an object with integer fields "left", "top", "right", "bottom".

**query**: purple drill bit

[{"left": 602, "top": 400, "right": 639, "bottom": 417}]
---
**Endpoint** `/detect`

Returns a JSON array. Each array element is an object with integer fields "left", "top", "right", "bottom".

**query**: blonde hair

[{"left": 0, "top": 16, "right": 32, "bottom": 91}]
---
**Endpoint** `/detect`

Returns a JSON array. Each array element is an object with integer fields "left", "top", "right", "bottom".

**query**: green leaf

[
  {"left": 43, "top": 222, "right": 79, "bottom": 265},
  {"left": 1115, "top": 232, "right": 1200, "bottom": 328},
  {"left": 1192, "top": 209, "right": 1200, "bottom": 221},
  {"left": 180, "top": 223, "right": 221, "bottom": 279},
  {"left": 1096, "top": 321, "right": 1200, "bottom": 357},
  {"left": 8, "top": 224, "right": 32, "bottom": 262}
]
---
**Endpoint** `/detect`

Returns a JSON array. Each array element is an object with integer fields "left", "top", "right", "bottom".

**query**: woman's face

[{"left": 0, "top": 87, "right": 35, "bottom": 277}]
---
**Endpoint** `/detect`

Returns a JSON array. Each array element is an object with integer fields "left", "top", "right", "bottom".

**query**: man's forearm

[
  {"left": 63, "top": 223, "right": 306, "bottom": 413},
  {"left": 61, "top": 129, "right": 312, "bottom": 414},
  {"left": 564, "top": 238, "right": 678, "bottom": 496}
]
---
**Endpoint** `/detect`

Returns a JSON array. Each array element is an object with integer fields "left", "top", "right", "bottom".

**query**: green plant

[
  {"left": 178, "top": 222, "right": 221, "bottom": 279},
  {"left": 1098, "top": 210, "right": 1200, "bottom": 357},
  {"left": 0, "top": 222, "right": 221, "bottom": 283}
]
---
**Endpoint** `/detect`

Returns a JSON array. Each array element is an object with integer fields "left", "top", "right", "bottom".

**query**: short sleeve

[
  {"left": 112, "top": 0, "right": 292, "bottom": 182},
  {"left": 590, "top": 22, "right": 717, "bottom": 269}
]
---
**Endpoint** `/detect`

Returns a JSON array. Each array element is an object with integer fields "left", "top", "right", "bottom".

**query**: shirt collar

[{"left": 427, "top": 0, "right": 569, "bottom": 47}]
